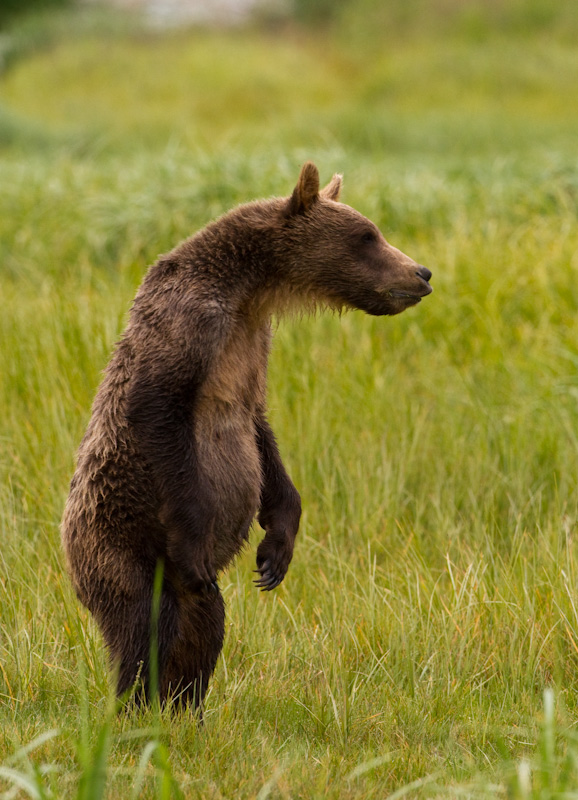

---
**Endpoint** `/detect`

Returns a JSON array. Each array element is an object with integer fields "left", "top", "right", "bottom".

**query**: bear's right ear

[
  {"left": 286, "top": 162, "right": 320, "bottom": 216},
  {"left": 320, "top": 173, "right": 343, "bottom": 202}
]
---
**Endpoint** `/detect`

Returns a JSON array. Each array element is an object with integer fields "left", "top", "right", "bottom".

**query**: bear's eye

[{"left": 361, "top": 230, "right": 377, "bottom": 244}]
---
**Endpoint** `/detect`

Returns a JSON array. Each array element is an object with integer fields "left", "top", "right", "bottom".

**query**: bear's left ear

[
  {"left": 320, "top": 173, "right": 342, "bottom": 202},
  {"left": 287, "top": 161, "right": 320, "bottom": 216}
]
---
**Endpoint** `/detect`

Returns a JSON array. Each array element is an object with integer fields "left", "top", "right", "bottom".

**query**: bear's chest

[
  {"left": 194, "top": 319, "right": 269, "bottom": 475},
  {"left": 196, "top": 319, "right": 269, "bottom": 424}
]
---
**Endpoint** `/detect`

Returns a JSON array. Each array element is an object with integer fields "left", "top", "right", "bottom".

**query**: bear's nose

[{"left": 416, "top": 265, "right": 432, "bottom": 283}]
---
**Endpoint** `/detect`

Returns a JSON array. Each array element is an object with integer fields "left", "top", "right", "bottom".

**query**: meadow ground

[{"left": 1, "top": 7, "right": 578, "bottom": 797}]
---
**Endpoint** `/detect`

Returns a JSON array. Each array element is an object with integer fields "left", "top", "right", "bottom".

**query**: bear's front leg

[{"left": 254, "top": 415, "right": 302, "bottom": 591}]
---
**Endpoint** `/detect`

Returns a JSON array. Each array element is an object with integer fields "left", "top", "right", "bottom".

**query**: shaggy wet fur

[{"left": 61, "top": 162, "right": 433, "bottom": 708}]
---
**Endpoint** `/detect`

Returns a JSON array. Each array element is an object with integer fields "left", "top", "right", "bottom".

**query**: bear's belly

[{"left": 194, "top": 404, "right": 262, "bottom": 571}]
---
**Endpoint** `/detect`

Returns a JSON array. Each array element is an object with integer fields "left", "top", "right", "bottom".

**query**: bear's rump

[{"left": 61, "top": 449, "right": 163, "bottom": 609}]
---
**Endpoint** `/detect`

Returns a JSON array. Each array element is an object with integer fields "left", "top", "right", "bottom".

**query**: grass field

[{"left": 1, "top": 5, "right": 578, "bottom": 797}]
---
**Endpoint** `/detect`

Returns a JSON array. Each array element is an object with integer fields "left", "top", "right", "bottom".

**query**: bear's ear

[
  {"left": 287, "top": 161, "right": 320, "bottom": 216},
  {"left": 320, "top": 173, "right": 343, "bottom": 202}
]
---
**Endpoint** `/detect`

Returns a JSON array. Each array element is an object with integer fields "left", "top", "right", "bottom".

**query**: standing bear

[{"left": 62, "top": 162, "right": 433, "bottom": 708}]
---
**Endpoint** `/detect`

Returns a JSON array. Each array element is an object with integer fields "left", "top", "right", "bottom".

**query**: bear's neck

[{"left": 178, "top": 200, "right": 314, "bottom": 322}]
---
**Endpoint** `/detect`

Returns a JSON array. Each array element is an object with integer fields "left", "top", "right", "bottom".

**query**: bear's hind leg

[
  {"left": 98, "top": 584, "right": 179, "bottom": 705},
  {"left": 160, "top": 587, "right": 225, "bottom": 710}
]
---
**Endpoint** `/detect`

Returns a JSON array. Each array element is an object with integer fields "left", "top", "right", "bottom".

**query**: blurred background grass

[{"left": 1, "top": 0, "right": 578, "bottom": 797}]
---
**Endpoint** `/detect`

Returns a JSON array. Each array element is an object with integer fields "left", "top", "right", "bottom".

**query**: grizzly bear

[{"left": 61, "top": 162, "right": 432, "bottom": 708}]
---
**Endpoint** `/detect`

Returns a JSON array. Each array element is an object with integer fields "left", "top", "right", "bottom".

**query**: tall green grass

[{"left": 1, "top": 9, "right": 578, "bottom": 797}]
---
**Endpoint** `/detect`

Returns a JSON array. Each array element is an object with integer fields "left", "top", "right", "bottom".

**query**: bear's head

[{"left": 281, "top": 162, "right": 432, "bottom": 317}]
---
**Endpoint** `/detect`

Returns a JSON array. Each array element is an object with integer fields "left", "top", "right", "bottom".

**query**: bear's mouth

[
  {"left": 387, "top": 289, "right": 428, "bottom": 304},
  {"left": 389, "top": 290, "right": 421, "bottom": 299},
  {"left": 388, "top": 282, "right": 433, "bottom": 302}
]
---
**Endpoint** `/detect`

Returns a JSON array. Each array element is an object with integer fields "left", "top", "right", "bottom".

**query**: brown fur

[{"left": 61, "top": 162, "right": 432, "bottom": 708}]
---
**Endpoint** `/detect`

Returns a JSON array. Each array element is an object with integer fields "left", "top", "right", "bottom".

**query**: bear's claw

[
  {"left": 198, "top": 578, "right": 219, "bottom": 595},
  {"left": 253, "top": 560, "right": 284, "bottom": 591}
]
